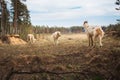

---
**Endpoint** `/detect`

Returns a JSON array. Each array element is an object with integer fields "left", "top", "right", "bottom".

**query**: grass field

[{"left": 0, "top": 33, "right": 120, "bottom": 80}]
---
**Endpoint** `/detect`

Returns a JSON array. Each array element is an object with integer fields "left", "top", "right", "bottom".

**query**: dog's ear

[
  {"left": 84, "top": 21, "right": 88, "bottom": 24},
  {"left": 57, "top": 32, "right": 61, "bottom": 36},
  {"left": 57, "top": 32, "right": 59, "bottom": 36}
]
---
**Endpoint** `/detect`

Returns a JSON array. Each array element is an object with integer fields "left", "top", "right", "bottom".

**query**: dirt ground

[{"left": 0, "top": 33, "right": 120, "bottom": 80}]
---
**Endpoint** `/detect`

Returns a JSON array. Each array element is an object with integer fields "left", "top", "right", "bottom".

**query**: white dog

[
  {"left": 52, "top": 31, "right": 61, "bottom": 45},
  {"left": 27, "top": 34, "right": 36, "bottom": 43}
]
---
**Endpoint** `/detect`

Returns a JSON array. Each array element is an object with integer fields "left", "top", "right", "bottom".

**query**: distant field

[
  {"left": 0, "top": 33, "right": 120, "bottom": 80},
  {"left": 34, "top": 33, "right": 88, "bottom": 46}
]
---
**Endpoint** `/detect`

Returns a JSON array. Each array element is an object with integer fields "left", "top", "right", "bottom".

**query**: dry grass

[{"left": 0, "top": 33, "right": 120, "bottom": 80}]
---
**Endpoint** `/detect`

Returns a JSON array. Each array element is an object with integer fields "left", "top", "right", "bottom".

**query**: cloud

[
  {"left": 26, "top": 0, "right": 118, "bottom": 26},
  {"left": 69, "top": 6, "right": 82, "bottom": 10},
  {"left": 26, "top": 0, "right": 115, "bottom": 14}
]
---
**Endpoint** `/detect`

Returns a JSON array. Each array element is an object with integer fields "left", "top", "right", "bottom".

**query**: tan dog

[
  {"left": 27, "top": 34, "right": 36, "bottom": 43},
  {"left": 83, "top": 21, "right": 104, "bottom": 47},
  {"left": 52, "top": 31, "right": 61, "bottom": 45}
]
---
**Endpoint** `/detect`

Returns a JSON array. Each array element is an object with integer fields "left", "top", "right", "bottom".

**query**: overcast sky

[{"left": 26, "top": 0, "right": 119, "bottom": 27}]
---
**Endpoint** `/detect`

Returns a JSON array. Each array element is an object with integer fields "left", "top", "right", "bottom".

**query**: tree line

[{"left": 33, "top": 25, "right": 84, "bottom": 34}]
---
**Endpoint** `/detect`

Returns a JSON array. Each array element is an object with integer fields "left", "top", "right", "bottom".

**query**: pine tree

[
  {"left": 0, "top": 0, "right": 10, "bottom": 35},
  {"left": 10, "top": 0, "right": 31, "bottom": 34}
]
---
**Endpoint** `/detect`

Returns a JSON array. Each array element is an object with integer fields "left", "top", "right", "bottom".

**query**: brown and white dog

[{"left": 83, "top": 21, "right": 104, "bottom": 47}]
